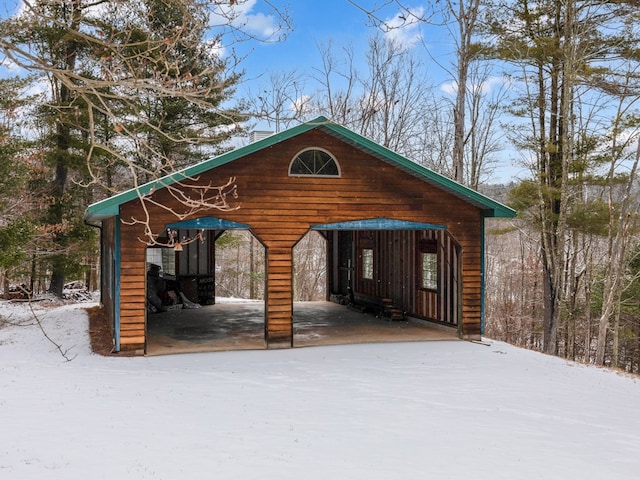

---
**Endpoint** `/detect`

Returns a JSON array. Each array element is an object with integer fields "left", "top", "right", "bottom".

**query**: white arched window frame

[{"left": 288, "top": 147, "right": 341, "bottom": 178}]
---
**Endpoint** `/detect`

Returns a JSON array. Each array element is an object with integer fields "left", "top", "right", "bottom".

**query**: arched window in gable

[{"left": 289, "top": 148, "right": 340, "bottom": 177}]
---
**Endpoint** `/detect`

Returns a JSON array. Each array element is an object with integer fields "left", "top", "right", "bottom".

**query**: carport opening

[
  {"left": 145, "top": 228, "right": 267, "bottom": 355},
  {"left": 293, "top": 230, "right": 327, "bottom": 301},
  {"left": 215, "top": 230, "right": 265, "bottom": 301},
  {"left": 292, "top": 221, "right": 462, "bottom": 348},
  {"left": 292, "top": 230, "right": 332, "bottom": 346}
]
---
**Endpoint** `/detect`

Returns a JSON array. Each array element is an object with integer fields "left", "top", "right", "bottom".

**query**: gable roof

[{"left": 85, "top": 116, "right": 516, "bottom": 221}]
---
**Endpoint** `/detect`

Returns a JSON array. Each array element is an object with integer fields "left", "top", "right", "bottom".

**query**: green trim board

[
  {"left": 114, "top": 215, "right": 121, "bottom": 352},
  {"left": 85, "top": 116, "right": 516, "bottom": 221},
  {"left": 166, "top": 217, "right": 250, "bottom": 230},
  {"left": 312, "top": 218, "right": 446, "bottom": 231},
  {"left": 480, "top": 216, "right": 486, "bottom": 335}
]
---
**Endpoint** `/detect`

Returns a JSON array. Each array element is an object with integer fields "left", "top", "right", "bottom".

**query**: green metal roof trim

[
  {"left": 312, "top": 218, "right": 446, "bottom": 231},
  {"left": 166, "top": 217, "right": 249, "bottom": 230},
  {"left": 85, "top": 116, "right": 515, "bottom": 221}
]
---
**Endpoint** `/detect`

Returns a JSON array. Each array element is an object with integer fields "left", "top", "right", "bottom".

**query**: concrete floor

[{"left": 146, "top": 300, "right": 459, "bottom": 355}]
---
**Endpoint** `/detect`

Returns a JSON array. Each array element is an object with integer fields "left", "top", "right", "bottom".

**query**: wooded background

[{"left": 1, "top": 1, "right": 639, "bottom": 372}]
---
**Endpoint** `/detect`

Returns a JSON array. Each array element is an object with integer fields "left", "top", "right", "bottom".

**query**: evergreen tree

[
  {"left": 97, "top": 0, "right": 244, "bottom": 178},
  {"left": 1, "top": 0, "right": 245, "bottom": 295},
  {"left": 0, "top": 77, "right": 37, "bottom": 295}
]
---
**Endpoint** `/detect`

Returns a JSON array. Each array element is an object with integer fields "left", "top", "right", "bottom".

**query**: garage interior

[{"left": 145, "top": 227, "right": 459, "bottom": 355}]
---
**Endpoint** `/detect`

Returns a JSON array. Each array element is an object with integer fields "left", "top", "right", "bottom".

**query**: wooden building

[{"left": 85, "top": 117, "right": 515, "bottom": 353}]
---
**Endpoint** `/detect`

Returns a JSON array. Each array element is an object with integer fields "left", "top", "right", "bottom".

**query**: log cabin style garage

[{"left": 85, "top": 116, "right": 515, "bottom": 354}]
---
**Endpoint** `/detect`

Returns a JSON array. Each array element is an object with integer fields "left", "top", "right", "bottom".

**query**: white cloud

[
  {"left": 478, "top": 75, "right": 507, "bottom": 94},
  {"left": 440, "top": 81, "right": 457, "bottom": 95},
  {"left": 290, "top": 95, "right": 312, "bottom": 116},
  {"left": 210, "top": 0, "right": 281, "bottom": 42},
  {"left": 204, "top": 37, "right": 226, "bottom": 61},
  {"left": 383, "top": 6, "right": 425, "bottom": 49},
  {"left": 440, "top": 76, "right": 512, "bottom": 96},
  {"left": 241, "top": 11, "right": 280, "bottom": 39}
]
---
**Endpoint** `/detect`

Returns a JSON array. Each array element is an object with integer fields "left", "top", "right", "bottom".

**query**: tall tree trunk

[
  {"left": 2, "top": 269, "right": 8, "bottom": 300},
  {"left": 451, "top": 0, "right": 481, "bottom": 185},
  {"left": 48, "top": 121, "right": 71, "bottom": 297},
  {"left": 47, "top": 0, "right": 81, "bottom": 297}
]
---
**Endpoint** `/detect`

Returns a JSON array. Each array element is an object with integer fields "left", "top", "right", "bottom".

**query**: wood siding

[
  {"left": 116, "top": 129, "right": 484, "bottom": 350},
  {"left": 350, "top": 229, "right": 460, "bottom": 326}
]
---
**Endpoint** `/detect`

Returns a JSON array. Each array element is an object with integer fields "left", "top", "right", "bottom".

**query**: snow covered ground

[{"left": 1, "top": 300, "right": 639, "bottom": 480}]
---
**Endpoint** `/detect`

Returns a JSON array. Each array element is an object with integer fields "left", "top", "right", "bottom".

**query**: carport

[{"left": 85, "top": 116, "right": 515, "bottom": 354}]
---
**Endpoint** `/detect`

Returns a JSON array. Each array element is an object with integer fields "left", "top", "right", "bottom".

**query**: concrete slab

[
  {"left": 293, "top": 301, "right": 459, "bottom": 347},
  {"left": 146, "top": 300, "right": 459, "bottom": 355}
]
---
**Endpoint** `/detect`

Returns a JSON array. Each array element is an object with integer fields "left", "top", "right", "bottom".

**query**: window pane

[
  {"left": 362, "top": 248, "right": 374, "bottom": 280},
  {"left": 290, "top": 149, "right": 339, "bottom": 176},
  {"left": 146, "top": 248, "right": 176, "bottom": 277},
  {"left": 421, "top": 252, "right": 437, "bottom": 290},
  {"left": 162, "top": 248, "right": 176, "bottom": 276}
]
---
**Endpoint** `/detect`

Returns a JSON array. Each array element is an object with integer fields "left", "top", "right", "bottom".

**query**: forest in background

[{"left": 1, "top": 1, "right": 639, "bottom": 372}]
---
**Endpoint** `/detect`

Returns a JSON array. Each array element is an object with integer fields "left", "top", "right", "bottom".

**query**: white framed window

[
  {"left": 289, "top": 148, "right": 340, "bottom": 177},
  {"left": 146, "top": 248, "right": 176, "bottom": 276},
  {"left": 418, "top": 238, "right": 438, "bottom": 291},
  {"left": 362, "top": 248, "right": 374, "bottom": 280},
  {"left": 420, "top": 252, "right": 437, "bottom": 290}
]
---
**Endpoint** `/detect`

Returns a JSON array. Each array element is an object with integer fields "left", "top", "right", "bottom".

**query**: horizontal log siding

[
  {"left": 265, "top": 245, "right": 293, "bottom": 347},
  {"left": 118, "top": 202, "right": 150, "bottom": 351},
  {"left": 116, "top": 129, "right": 485, "bottom": 349}
]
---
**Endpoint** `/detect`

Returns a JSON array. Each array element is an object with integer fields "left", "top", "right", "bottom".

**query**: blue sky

[
  {"left": 2, "top": 1, "right": 449, "bottom": 89},
  {"left": 220, "top": 1, "right": 454, "bottom": 86}
]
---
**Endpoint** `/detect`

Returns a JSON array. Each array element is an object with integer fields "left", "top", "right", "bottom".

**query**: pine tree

[
  {"left": 0, "top": 77, "right": 37, "bottom": 295},
  {"left": 1, "top": 0, "right": 246, "bottom": 295},
  {"left": 97, "top": 0, "right": 244, "bottom": 178}
]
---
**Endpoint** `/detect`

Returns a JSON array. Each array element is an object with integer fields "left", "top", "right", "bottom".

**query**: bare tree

[
  {"left": 245, "top": 69, "right": 309, "bottom": 133},
  {"left": 445, "top": 0, "right": 484, "bottom": 184},
  {"left": 293, "top": 231, "right": 326, "bottom": 301},
  {"left": 412, "top": 92, "right": 455, "bottom": 175},
  {"left": 359, "top": 35, "right": 432, "bottom": 153},
  {"left": 345, "top": 1, "right": 499, "bottom": 187},
  {"left": 464, "top": 63, "right": 506, "bottom": 189},
  {"left": 307, "top": 35, "right": 435, "bottom": 161},
  {"left": 310, "top": 40, "right": 360, "bottom": 127}
]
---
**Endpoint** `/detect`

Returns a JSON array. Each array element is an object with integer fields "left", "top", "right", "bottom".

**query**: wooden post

[{"left": 265, "top": 243, "right": 294, "bottom": 348}]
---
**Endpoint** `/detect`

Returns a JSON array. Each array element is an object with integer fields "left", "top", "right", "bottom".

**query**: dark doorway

[{"left": 145, "top": 227, "right": 267, "bottom": 354}]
